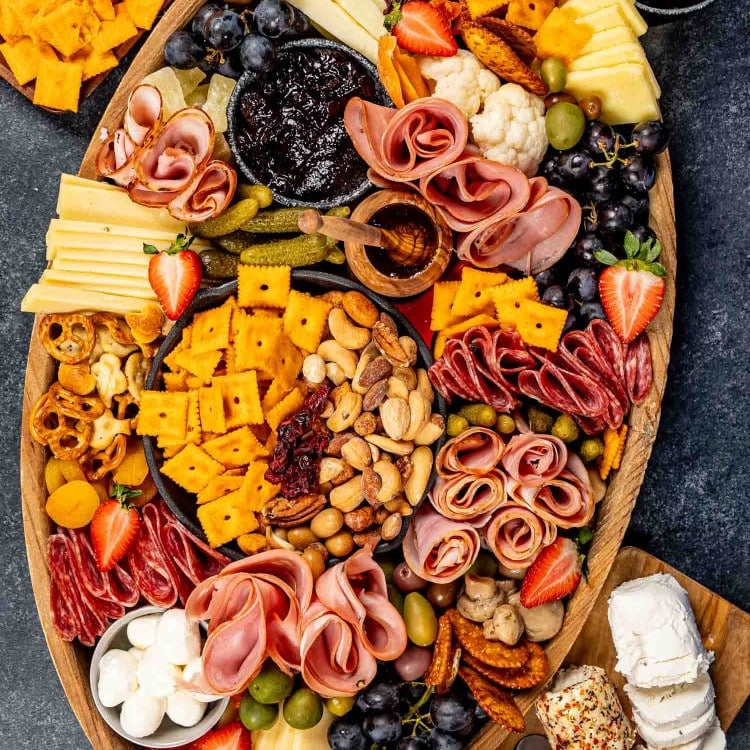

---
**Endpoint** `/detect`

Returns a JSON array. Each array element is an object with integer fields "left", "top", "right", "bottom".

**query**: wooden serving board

[
  {"left": 0, "top": 1, "right": 172, "bottom": 112},
  {"left": 19, "top": 1, "right": 677, "bottom": 747},
  {"left": 498, "top": 547, "right": 750, "bottom": 748}
]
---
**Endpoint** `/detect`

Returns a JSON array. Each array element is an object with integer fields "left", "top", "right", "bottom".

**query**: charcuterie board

[
  {"left": 18, "top": 0, "right": 678, "bottom": 748},
  {"left": 498, "top": 547, "right": 750, "bottom": 748}
]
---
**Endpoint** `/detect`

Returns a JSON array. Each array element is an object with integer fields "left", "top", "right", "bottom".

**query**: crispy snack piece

[
  {"left": 479, "top": 17, "right": 536, "bottom": 66},
  {"left": 48, "top": 382, "right": 106, "bottom": 421},
  {"left": 425, "top": 613, "right": 457, "bottom": 692},
  {"left": 459, "top": 665, "right": 526, "bottom": 733},
  {"left": 39, "top": 313, "right": 95, "bottom": 364},
  {"left": 30, "top": 392, "right": 92, "bottom": 460},
  {"left": 462, "top": 642, "right": 548, "bottom": 690},
  {"left": 81, "top": 433, "right": 128, "bottom": 481},
  {"left": 448, "top": 609, "right": 529, "bottom": 668},
  {"left": 126, "top": 302, "right": 165, "bottom": 345},
  {"left": 459, "top": 17, "right": 547, "bottom": 96},
  {"left": 93, "top": 312, "right": 136, "bottom": 346},
  {"left": 600, "top": 424, "right": 628, "bottom": 479}
]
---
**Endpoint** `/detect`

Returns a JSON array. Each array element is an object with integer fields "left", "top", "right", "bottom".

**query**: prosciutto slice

[
  {"left": 501, "top": 433, "right": 568, "bottom": 488},
  {"left": 300, "top": 602, "right": 377, "bottom": 698},
  {"left": 457, "top": 178, "right": 581, "bottom": 275},
  {"left": 436, "top": 427, "right": 505, "bottom": 476},
  {"left": 484, "top": 504, "right": 557, "bottom": 570},
  {"left": 344, "top": 96, "right": 469, "bottom": 182},
  {"left": 402, "top": 504, "right": 481, "bottom": 583},
  {"left": 314, "top": 547, "right": 406, "bottom": 662},
  {"left": 418, "top": 156, "right": 531, "bottom": 232},
  {"left": 429, "top": 471, "right": 506, "bottom": 526}
]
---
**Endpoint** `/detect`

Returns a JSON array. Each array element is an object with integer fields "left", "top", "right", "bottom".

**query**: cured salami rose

[
  {"left": 484, "top": 504, "right": 557, "bottom": 570},
  {"left": 501, "top": 433, "right": 568, "bottom": 487},
  {"left": 436, "top": 427, "right": 505, "bottom": 476},
  {"left": 430, "top": 471, "right": 506, "bottom": 526},
  {"left": 402, "top": 504, "right": 481, "bottom": 583},
  {"left": 344, "top": 96, "right": 469, "bottom": 182}
]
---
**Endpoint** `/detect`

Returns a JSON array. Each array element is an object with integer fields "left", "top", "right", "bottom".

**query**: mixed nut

[{"left": 262, "top": 290, "right": 444, "bottom": 561}]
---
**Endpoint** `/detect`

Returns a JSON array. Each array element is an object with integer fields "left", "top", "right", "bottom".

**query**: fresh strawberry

[
  {"left": 90, "top": 483, "right": 142, "bottom": 572},
  {"left": 520, "top": 537, "right": 583, "bottom": 608},
  {"left": 190, "top": 722, "right": 252, "bottom": 750},
  {"left": 596, "top": 230, "right": 666, "bottom": 343},
  {"left": 144, "top": 232, "right": 203, "bottom": 321},
  {"left": 385, "top": 1, "right": 458, "bottom": 57}
]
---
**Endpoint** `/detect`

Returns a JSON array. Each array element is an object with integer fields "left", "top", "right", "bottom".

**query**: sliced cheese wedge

[
  {"left": 569, "top": 43, "right": 661, "bottom": 97},
  {"left": 332, "top": 0, "right": 386, "bottom": 40},
  {"left": 565, "top": 63, "right": 659, "bottom": 125},
  {"left": 53, "top": 258, "right": 151, "bottom": 276},
  {"left": 635, "top": 704, "right": 717, "bottom": 749},
  {"left": 564, "top": 0, "right": 648, "bottom": 35},
  {"left": 579, "top": 25, "right": 639, "bottom": 53},
  {"left": 286, "top": 0, "right": 379, "bottom": 63},
  {"left": 57, "top": 174, "right": 185, "bottom": 232},
  {"left": 40, "top": 270, "right": 156, "bottom": 298},
  {"left": 48, "top": 248, "right": 152, "bottom": 266},
  {"left": 22, "top": 284, "right": 150, "bottom": 315}
]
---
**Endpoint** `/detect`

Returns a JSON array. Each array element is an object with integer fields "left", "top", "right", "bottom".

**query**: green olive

[
  {"left": 540, "top": 57, "right": 567, "bottom": 93},
  {"left": 326, "top": 696, "right": 356, "bottom": 717},
  {"left": 546, "top": 102, "right": 586, "bottom": 151},
  {"left": 239, "top": 693, "right": 278, "bottom": 731},
  {"left": 403, "top": 592, "right": 438, "bottom": 647},
  {"left": 580, "top": 437, "right": 605, "bottom": 462},
  {"left": 286, "top": 526, "right": 317, "bottom": 550},
  {"left": 249, "top": 662, "right": 294, "bottom": 705},
  {"left": 446, "top": 413, "right": 469, "bottom": 437},
  {"left": 283, "top": 688, "right": 324, "bottom": 730},
  {"left": 467, "top": 553, "right": 498, "bottom": 578},
  {"left": 528, "top": 406, "right": 554, "bottom": 434},
  {"left": 379, "top": 560, "right": 396, "bottom": 582},
  {"left": 325, "top": 530, "right": 354, "bottom": 558},
  {"left": 458, "top": 403, "right": 497, "bottom": 428},
  {"left": 388, "top": 583, "right": 405, "bottom": 616},
  {"left": 496, "top": 414, "right": 516, "bottom": 435},
  {"left": 551, "top": 414, "right": 580, "bottom": 443}
]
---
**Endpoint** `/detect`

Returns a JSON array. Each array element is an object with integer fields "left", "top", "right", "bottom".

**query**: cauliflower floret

[
  {"left": 470, "top": 83, "right": 548, "bottom": 177},
  {"left": 418, "top": 50, "right": 500, "bottom": 119}
]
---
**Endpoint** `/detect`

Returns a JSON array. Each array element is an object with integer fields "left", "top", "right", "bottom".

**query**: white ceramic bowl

[{"left": 89, "top": 605, "right": 229, "bottom": 748}]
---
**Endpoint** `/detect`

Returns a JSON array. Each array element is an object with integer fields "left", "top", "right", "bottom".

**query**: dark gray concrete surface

[{"left": 0, "top": 2, "right": 747, "bottom": 747}]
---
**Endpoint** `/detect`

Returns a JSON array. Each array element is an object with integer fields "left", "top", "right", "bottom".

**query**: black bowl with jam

[{"left": 227, "top": 39, "right": 391, "bottom": 210}]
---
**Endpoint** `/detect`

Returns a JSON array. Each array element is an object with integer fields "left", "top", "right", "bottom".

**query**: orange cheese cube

[
  {"left": 506, "top": 0, "right": 555, "bottom": 30},
  {"left": 91, "top": 2, "right": 137, "bottom": 52},
  {"left": 33, "top": 57, "right": 82, "bottom": 111},
  {"left": 533, "top": 7, "right": 594, "bottom": 64}
]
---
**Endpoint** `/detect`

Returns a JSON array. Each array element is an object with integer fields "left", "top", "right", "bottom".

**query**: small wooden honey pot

[{"left": 298, "top": 189, "right": 453, "bottom": 297}]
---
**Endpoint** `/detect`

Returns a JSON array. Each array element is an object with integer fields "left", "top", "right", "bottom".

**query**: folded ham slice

[
  {"left": 418, "top": 155, "right": 531, "bottom": 232},
  {"left": 169, "top": 160, "right": 237, "bottom": 222},
  {"left": 344, "top": 96, "right": 469, "bottom": 182},
  {"left": 484, "top": 503, "right": 557, "bottom": 570},
  {"left": 300, "top": 602, "right": 378, "bottom": 698},
  {"left": 315, "top": 547, "right": 406, "bottom": 662},
  {"left": 436, "top": 427, "right": 505, "bottom": 476},
  {"left": 124, "top": 84, "right": 163, "bottom": 146},
  {"left": 457, "top": 178, "right": 581, "bottom": 275},
  {"left": 430, "top": 471, "right": 506, "bottom": 526},
  {"left": 97, "top": 129, "right": 138, "bottom": 187},
  {"left": 402, "top": 504, "right": 481, "bottom": 583},
  {"left": 501, "top": 433, "right": 568, "bottom": 487}
]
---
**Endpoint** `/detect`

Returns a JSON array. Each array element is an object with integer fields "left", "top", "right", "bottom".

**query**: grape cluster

[
  {"left": 538, "top": 119, "right": 669, "bottom": 331},
  {"left": 328, "top": 672, "right": 486, "bottom": 750},
  {"left": 164, "top": 0, "right": 310, "bottom": 78}
]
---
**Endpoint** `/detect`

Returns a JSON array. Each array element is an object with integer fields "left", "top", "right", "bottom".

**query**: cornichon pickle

[
  {"left": 496, "top": 414, "right": 516, "bottom": 435},
  {"left": 242, "top": 205, "right": 351, "bottom": 234},
  {"left": 238, "top": 183, "right": 273, "bottom": 208},
  {"left": 199, "top": 248, "right": 239, "bottom": 279},
  {"left": 446, "top": 414, "right": 469, "bottom": 437},
  {"left": 192, "top": 198, "right": 260, "bottom": 238},
  {"left": 551, "top": 413, "right": 580, "bottom": 443},
  {"left": 215, "top": 231, "right": 256, "bottom": 255},
  {"left": 239, "top": 234, "right": 334, "bottom": 267},
  {"left": 325, "top": 247, "right": 346, "bottom": 265},
  {"left": 580, "top": 437, "right": 604, "bottom": 462},
  {"left": 528, "top": 406, "right": 554, "bottom": 433},
  {"left": 458, "top": 403, "right": 497, "bottom": 427}
]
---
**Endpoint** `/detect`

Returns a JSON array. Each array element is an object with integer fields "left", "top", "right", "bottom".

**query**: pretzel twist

[{"left": 38, "top": 314, "right": 95, "bottom": 364}]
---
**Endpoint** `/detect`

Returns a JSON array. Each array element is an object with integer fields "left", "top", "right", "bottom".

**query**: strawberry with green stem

[
  {"left": 144, "top": 231, "right": 203, "bottom": 321},
  {"left": 90, "top": 483, "right": 142, "bottom": 572},
  {"left": 520, "top": 536, "right": 587, "bottom": 609},
  {"left": 596, "top": 230, "right": 666, "bottom": 344},
  {"left": 384, "top": 1, "right": 458, "bottom": 57}
]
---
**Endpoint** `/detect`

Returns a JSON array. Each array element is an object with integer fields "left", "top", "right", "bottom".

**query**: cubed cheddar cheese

[
  {"left": 91, "top": 2, "right": 137, "bottom": 52},
  {"left": 33, "top": 57, "right": 82, "bottom": 111},
  {"left": 0, "top": 37, "right": 42, "bottom": 84},
  {"left": 506, "top": 0, "right": 555, "bottom": 30}
]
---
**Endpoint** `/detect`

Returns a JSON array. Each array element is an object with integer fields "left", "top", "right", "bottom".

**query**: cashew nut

[
  {"left": 405, "top": 446, "right": 433, "bottom": 506},
  {"left": 317, "top": 340, "right": 358, "bottom": 379},
  {"left": 364, "top": 434, "right": 414, "bottom": 456},
  {"left": 326, "top": 362, "right": 347, "bottom": 386},
  {"left": 328, "top": 308, "right": 371, "bottom": 350},
  {"left": 91, "top": 352, "right": 128, "bottom": 408},
  {"left": 326, "top": 392, "right": 363, "bottom": 433},
  {"left": 329, "top": 475, "right": 365, "bottom": 513},
  {"left": 373, "top": 459, "right": 402, "bottom": 504},
  {"left": 302, "top": 354, "right": 327, "bottom": 384},
  {"left": 319, "top": 457, "right": 354, "bottom": 485},
  {"left": 341, "top": 437, "right": 372, "bottom": 471},
  {"left": 402, "top": 391, "right": 430, "bottom": 441},
  {"left": 414, "top": 414, "right": 445, "bottom": 446}
]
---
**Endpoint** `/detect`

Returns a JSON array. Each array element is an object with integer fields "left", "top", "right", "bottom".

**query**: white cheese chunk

[
  {"left": 635, "top": 703, "right": 716, "bottom": 748},
  {"left": 120, "top": 688, "right": 167, "bottom": 738},
  {"left": 167, "top": 689, "right": 207, "bottom": 727},
  {"left": 155, "top": 609, "right": 202, "bottom": 666},
  {"left": 699, "top": 722, "right": 727, "bottom": 750},
  {"left": 126, "top": 613, "right": 162, "bottom": 650},
  {"left": 626, "top": 673, "right": 715, "bottom": 730},
  {"left": 97, "top": 649, "right": 138, "bottom": 708}
]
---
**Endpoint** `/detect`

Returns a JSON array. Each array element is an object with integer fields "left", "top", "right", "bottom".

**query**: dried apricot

[{"left": 46, "top": 479, "right": 100, "bottom": 528}]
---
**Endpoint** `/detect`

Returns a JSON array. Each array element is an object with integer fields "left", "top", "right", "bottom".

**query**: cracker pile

[
  {"left": 431, "top": 268, "right": 568, "bottom": 356},
  {"left": 136, "top": 265, "right": 336, "bottom": 549},
  {"left": 0, "top": 0, "right": 164, "bottom": 112}
]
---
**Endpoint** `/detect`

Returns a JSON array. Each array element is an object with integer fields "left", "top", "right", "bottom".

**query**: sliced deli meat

[
  {"left": 483, "top": 503, "right": 557, "bottom": 570},
  {"left": 436, "top": 426, "right": 505, "bottom": 476},
  {"left": 626, "top": 332, "right": 654, "bottom": 404},
  {"left": 123, "top": 84, "right": 164, "bottom": 147},
  {"left": 168, "top": 160, "right": 237, "bottom": 223},
  {"left": 501, "top": 433, "right": 568, "bottom": 487},
  {"left": 429, "top": 471, "right": 506, "bottom": 526}
]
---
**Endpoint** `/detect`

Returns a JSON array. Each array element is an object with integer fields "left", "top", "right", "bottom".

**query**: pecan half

[
  {"left": 373, "top": 320, "right": 410, "bottom": 367},
  {"left": 263, "top": 494, "right": 327, "bottom": 528}
]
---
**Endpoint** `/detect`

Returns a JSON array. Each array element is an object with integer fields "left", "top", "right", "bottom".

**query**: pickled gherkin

[
  {"left": 199, "top": 248, "right": 238, "bottom": 279},
  {"left": 239, "top": 234, "right": 336, "bottom": 267},
  {"left": 238, "top": 183, "right": 273, "bottom": 208},
  {"left": 458, "top": 403, "right": 497, "bottom": 428},
  {"left": 192, "top": 198, "right": 260, "bottom": 238},
  {"left": 242, "top": 205, "right": 350, "bottom": 234}
]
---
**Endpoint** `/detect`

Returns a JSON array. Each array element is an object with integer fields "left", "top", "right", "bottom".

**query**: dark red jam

[{"left": 234, "top": 44, "right": 376, "bottom": 203}]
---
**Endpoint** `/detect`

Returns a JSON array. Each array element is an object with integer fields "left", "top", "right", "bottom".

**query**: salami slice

[{"left": 625, "top": 333, "right": 653, "bottom": 403}]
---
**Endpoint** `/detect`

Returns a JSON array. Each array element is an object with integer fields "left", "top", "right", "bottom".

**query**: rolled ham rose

[
  {"left": 501, "top": 433, "right": 568, "bottom": 487},
  {"left": 402, "top": 504, "right": 481, "bottom": 584},
  {"left": 344, "top": 96, "right": 469, "bottom": 182},
  {"left": 430, "top": 471, "right": 506, "bottom": 527},
  {"left": 436, "top": 427, "right": 505, "bottom": 476},
  {"left": 168, "top": 160, "right": 237, "bottom": 222},
  {"left": 484, "top": 503, "right": 557, "bottom": 570},
  {"left": 526, "top": 454, "right": 595, "bottom": 529},
  {"left": 97, "top": 129, "right": 138, "bottom": 187}
]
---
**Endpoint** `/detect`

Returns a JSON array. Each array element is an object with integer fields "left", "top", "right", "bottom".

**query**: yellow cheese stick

[
  {"left": 579, "top": 25, "right": 638, "bottom": 53},
  {"left": 51, "top": 258, "right": 151, "bottom": 276},
  {"left": 57, "top": 174, "right": 185, "bottom": 232},
  {"left": 40, "top": 270, "right": 156, "bottom": 298},
  {"left": 22, "top": 284, "right": 150, "bottom": 315},
  {"left": 48, "top": 247, "right": 152, "bottom": 267},
  {"left": 567, "top": 1, "right": 647, "bottom": 36}
]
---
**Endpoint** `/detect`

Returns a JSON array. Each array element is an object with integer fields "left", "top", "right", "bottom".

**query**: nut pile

[{"left": 263, "top": 290, "right": 445, "bottom": 560}]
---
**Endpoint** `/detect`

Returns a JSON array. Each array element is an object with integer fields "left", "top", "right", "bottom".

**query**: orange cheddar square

[
  {"left": 451, "top": 268, "right": 509, "bottom": 319},
  {"left": 197, "top": 491, "right": 258, "bottom": 547},
  {"left": 433, "top": 314, "right": 499, "bottom": 358},
  {"left": 161, "top": 443, "right": 224, "bottom": 494},
  {"left": 506, "top": 0, "right": 555, "bottom": 30},
  {"left": 0, "top": 38, "right": 41, "bottom": 84},
  {"left": 203, "top": 426, "right": 269, "bottom": 468},
  {"left": 91, "top": 2, "right": 137, "bottom": 52},
  {"left": 90, "top": 0, "right": 115, "bottom": 19},
  {"left": 33, "top": 57, "right": 82, "bottom": 111},
  {"left": 198, "top": 386, "right": 226, "bottom": 434},
  {"left": 196, "top": 472, "right": 245, "bottom": 505},
  {"left": 265, "top": 387, "right": 304, "bottom": 430},
  {"left": 534, "top": 7, "right": 594, "bottom": 64},
  {"left": 239, "top": 461, "right": 280, "bottom": 512},
  {"left": 79, "top": 46, "right": 117, "bottom": 80},
  {"left": 123, "top": 0, "right": 163, "bottom": 29},
  {"left": 430, "top": 281, "right": 461, "bottom": 332}
]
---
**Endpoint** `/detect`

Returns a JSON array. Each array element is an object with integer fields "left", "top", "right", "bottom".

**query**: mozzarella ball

[
  {"left": 155, "top": 609, "right": 201, "bottom": 666},
  {"left": 120, "top": 688, "right": 167, "bottom": 738},
  {"left": 97, "top": 649, "right": 138, "bottom": 708},
  {"left": 167, "top": 689, "right": 207, "bottom": 727},
  {"left": 128, "top": 647, "right": 144, "bottom": 663},
  {"left": 137, "top": 646, "right": 181, "bottom": 698},
  {"left": 182, "top": 657, "right": 221, "bottom": 703},
  {"left": 126, "top": 613, "right": 162, "bottom": 650}
]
